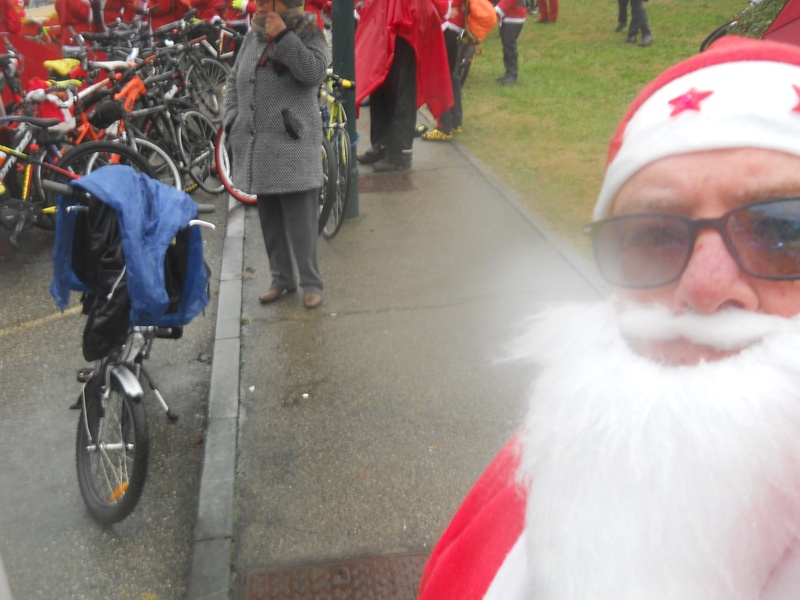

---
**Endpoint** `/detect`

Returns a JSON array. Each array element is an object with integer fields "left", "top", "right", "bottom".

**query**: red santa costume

[
  {"left": 55, "top": 0, "right": 95, "bottom": 42},
  {"left": 418, "top": 36, "right": 800, "bottom": 600},
  {"left": 354, "top": 0, "right": 453, "bottom": 120},
  {"left": 0, "top": 0, "right": 23, "bottom": 33}
]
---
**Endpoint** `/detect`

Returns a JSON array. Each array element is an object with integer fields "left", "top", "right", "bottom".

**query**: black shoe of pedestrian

[
  {"left": 357, "top": 146, "right": 387, "bottom": 165},
  {"left": 373, "top": 156, "right": 411, "bottom": 172},
  {"left": 639, "top": 33, "right": 654, "bottom": 47},
  {"left": 625, "top": 34, "right": 638, "bottom": 43},
  {"left": 615, "top": 22, "right": 626, "bottom": 32},
  {"left": 497, "top": 74, "right": 517, "bottom": 85}
]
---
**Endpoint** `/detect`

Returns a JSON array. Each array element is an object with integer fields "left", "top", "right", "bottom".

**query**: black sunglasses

[{"left": 583, "top": 196, "right": 800, "bottom": 288}]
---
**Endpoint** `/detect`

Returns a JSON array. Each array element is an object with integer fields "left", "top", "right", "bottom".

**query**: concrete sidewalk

[{"left": 187, "top": 112, "right": 604, "bottom": 599}]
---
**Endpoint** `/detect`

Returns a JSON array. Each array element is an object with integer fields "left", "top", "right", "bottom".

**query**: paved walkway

[{"left": 187, "top": 111, "right": 604, "bottom": 599}]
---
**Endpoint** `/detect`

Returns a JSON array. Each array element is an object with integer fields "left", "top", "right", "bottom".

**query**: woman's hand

[{"left": 266, "top": 11, "right": 287, "bottom": 37}]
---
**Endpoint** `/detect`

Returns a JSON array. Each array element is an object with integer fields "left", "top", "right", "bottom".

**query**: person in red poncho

[
  {"left": 419, "top": 36, "right": 800, "bottom": 600},
  {"left": 355, "top": 0, "right": 453, "bottom": 172}
]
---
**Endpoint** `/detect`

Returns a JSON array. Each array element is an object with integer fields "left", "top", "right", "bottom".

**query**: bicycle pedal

[{"left": 76, "top": 367, "right": 95, "bottom": 383}]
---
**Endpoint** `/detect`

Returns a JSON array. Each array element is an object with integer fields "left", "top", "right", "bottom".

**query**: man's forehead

[{"left": 611, "top": 148, "right": 800, "bottom": 216}]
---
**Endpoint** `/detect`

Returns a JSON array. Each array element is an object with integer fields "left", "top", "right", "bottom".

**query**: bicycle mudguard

[{"left": 110, "top": 365, "right": 144, "bottom": 400}]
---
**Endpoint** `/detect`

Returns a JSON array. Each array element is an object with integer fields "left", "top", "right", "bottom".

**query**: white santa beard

[{"left": 509, "top": 302, "right": 800, "bottom": 600}]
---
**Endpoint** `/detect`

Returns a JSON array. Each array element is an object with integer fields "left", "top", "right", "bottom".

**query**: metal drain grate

[
  {"left": 358, "top": 172, "right": 413, "bottom": 193},
  {"left": 240, "top": 552, "right": 430, "bottom": 600}
]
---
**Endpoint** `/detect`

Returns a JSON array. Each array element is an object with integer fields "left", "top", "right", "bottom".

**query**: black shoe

[
  {"left": 497, "top": 74, "right": 517, "bottom": 85},
  {"left": 639, "top": 33, "right": 654, "bottom": 47},
  {"left": 357, "top": 146, "right": 387, "bottom": 165},
  {"left": 615, "top": 22, "right": 626, "bottom": 32},
  {"left": 625, "top": 34, "right": 638, "bottom": 43},
  {"left": 373, "top": 156, "right": 411, "bottom": 172}
]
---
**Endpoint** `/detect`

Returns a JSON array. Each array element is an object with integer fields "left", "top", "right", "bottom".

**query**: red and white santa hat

[{"left": 594, "top": 36, "right": 800, "bottom": 220}]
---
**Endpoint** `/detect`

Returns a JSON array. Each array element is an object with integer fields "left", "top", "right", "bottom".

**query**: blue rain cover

[{"left": 51, "top": 165, "right": 209, "bottom": 327}]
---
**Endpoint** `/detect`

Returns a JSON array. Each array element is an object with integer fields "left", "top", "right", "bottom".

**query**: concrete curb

[{"left": 187, "top": 197, "right": 245, "bottom": 600}]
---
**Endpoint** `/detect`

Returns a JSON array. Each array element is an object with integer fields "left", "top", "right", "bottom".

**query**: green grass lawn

[{"left": 452, "top": 0, "right": 749, "bottom": 253}]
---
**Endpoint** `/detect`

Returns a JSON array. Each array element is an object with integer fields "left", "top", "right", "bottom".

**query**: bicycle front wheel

[
  {"left": 76, "top": 379, "right": 149, "bottom": 525},
  {"left": 322, "top": 127, "right": 350, "bottom": 239},
  {"left": 318, "top": 136, "right": 337, "bottom": 235}
]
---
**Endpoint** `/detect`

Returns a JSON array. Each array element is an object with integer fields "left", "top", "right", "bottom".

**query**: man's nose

[{"left": 672, "top": 229, "right": 759, "bottom": 314}]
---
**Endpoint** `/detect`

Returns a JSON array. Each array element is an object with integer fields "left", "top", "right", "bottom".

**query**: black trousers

[
  {"left": 618, "top": 0, "right": 629, "bottom": 25},
  {"left": 499, "top": 21, "right": 524, "bottom": 80},
  {"left": 629, "top": 0, "right": 650, "bottom": 36},
  {"left": 440, "top": 28, "right": 463, "bottom": 133},
  {"left": 369, "top": 36, "right": 417, "bottom": 160}
]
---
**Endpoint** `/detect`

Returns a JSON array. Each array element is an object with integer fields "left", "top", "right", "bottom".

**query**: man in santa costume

[{"left": 419, "top": 35, "right": 800, "bottom": 599}]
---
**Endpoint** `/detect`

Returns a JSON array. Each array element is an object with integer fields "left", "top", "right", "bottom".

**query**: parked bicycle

[
  {"left": 319, "top": 69, "right": 354, "bottom": 240},
  {"left": 48, "top": 166, "right": 213, "bottom": 524}
]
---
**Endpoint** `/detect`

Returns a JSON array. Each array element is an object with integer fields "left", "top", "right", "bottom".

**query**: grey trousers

[{"left": 257, "top": 189, "right": 323, "bottom": 295}]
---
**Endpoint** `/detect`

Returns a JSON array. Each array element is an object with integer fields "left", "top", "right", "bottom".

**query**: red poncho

[{"left": 355, "top": 0, "right": 454, "bottom": 119}]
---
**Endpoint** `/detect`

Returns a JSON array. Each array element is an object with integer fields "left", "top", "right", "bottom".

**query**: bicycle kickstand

[{"left": 138, "top": 362, "right": 179, "bottom": 422}]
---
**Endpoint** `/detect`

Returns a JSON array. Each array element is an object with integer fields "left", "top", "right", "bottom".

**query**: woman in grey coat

[{"left": 223, "top": 0, "right": 328, "bottom": 308}]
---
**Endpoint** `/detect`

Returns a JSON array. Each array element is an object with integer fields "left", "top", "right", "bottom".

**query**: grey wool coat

[{"left": 223, "top": 12, "right": 327, "bottom": 195}]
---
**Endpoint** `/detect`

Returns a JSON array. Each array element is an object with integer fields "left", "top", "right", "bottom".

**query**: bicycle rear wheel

[
  {"left": 76, "top": 378, "right": 149, "bottom": 525},
  {"left": 126, "top": 136, "right": 182, "bottom": 191},
  {"left": 177, "top": 109, "right": 224, "bottom": 194},
  {"left": 185, "top": 56, "right": 230, "bottom": 123},
  {"left": 322, "top": 127, "right": 350, "bottom": 239},
  {"left": 40, "top": 141, "right": 157, "bottom": 208},
  {"left": 214, "top": 127, "right": 257, "bottom": 204},
  {"left": 318, "top": 136, "right": 337, "bottom": 235}
]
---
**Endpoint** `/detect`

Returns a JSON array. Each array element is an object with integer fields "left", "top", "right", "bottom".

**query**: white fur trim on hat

[{"left": 594, "top": 55, "right": 800, "bottom": 220}]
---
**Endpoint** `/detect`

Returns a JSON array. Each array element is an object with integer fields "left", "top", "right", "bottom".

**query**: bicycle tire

[
  {"left": 30, "top": 143, "right": 72, "bottom": 230},
  {"left": 40, "top": 141, "right": 157, "bottom": 209},
  {"left": 76, "top": 378, "right": 149, "bottom": 525},
  {"left": 214, "top": 127, "right": 257, "bottom": 204},
  {"left": 318, "top": 136, "right": 337, "bottom": 235},
  {"left": 177, "top": 109, "right": 221, "bottom": 193},
  {"left": 322, "top": 127, "right": 350, "bottom": 239},
  {"left": 186, "top": 56, "right": 230, "bottom": 124},
  {"left": 700, "top": 19, "right": 737, "bottom": 52},
  {"left": 177, "top": 109, "right": 224, "bottom": 194},
  {"left": 125, "top": 136, "right": 183, "bottom": 191}
]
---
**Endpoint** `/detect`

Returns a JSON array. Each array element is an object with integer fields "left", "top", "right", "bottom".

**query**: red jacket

[
  {"left": 189, "top": 0, "right": 220, "bottom": 21},
  {"left": 104, "top": 0, "right": 142, "bottom": 24},
  {"left": 443, "top": 0, "right": 465, "bottom": 31},
  {"left": 495, "top": 0, "right": 527, "bottom": 23},
  {"left": 220, "top": 0, "right": 254, "bottom": 26},
  {"left": 418, "top": 437, "right": 526, "bottom": 600},
  {"left": 304, "top": 0, "right": 327, "bottom": 30},
  {"left": 56, "top": 0, "right": 94, "bottom": 41},
  {"left": 0, "top": 0, "right": 24, "bottom": 33},
  {"left": 148, "top": 0, "right": 186, "bottom": 30},
  {"left": 355, "top": 0, "right": 454, "bottom": 119}
]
